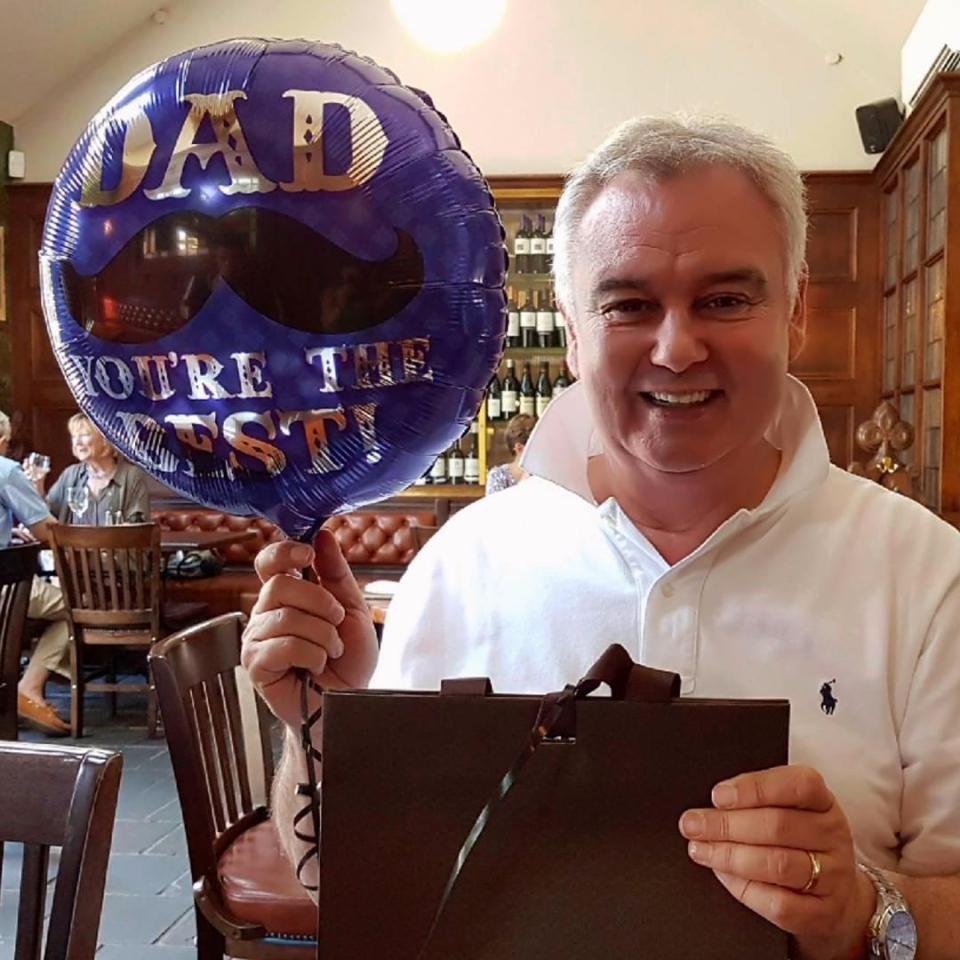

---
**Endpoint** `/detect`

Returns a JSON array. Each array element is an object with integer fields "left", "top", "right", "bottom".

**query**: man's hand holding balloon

[{"left": 241, "top": 531, "right": 379, "bottom": 730}]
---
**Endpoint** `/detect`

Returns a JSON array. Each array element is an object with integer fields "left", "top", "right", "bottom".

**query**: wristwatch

[{"left": 858, "top": 863, "right": 917, "bottom": 960}]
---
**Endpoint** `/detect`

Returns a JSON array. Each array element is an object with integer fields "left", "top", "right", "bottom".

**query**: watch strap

[{"left": 857, "top": 863, "right": 913, "bottom": 958}]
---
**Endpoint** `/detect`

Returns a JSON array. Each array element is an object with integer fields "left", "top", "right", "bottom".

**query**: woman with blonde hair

[
  {"left": 34, "top": 413, "right": 150, "bottom": 524},
  {"left": 17, "top": 413, "right": 151, "bottom": 733}
]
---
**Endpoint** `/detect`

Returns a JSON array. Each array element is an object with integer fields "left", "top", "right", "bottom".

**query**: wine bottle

[
  {"left": 520, "top": 291, "right": 537, "bottom": 349},
  {"left": 535, "top": 361, "right": 552, "bottom": 418},
  {"left": 545, "top": 219, "right": 554, "bottom": 273},
  {"left": 448, "top": 440, "right": 465, "bottom": 484},
  {"left": 506, "top": 286, "right": 521, "bottom": 348},
  {"left": 553, "top": 290, "right": 567, "bottom": 348},
  {"left": 519, "top": 362, "right": 536, "bottom": 417},
  {"left": 553, "top": 361, "right": 572, "bottom": 398},
  {"left": 513, "top": 216, "right": 530, "bottom": 275},
  {"left": 464, "top": 421, "right": 480, "bottom": 485},
  {"left": 536, "top": 291, "right": 556, "bottom": 348},
  {"left": 529, "top": 214, "right": 546, "bottom": 274},
  {"left": 487, "top": 372, "right": 502, "bottom": 421},
  {"left": 501, "top": 359, "right": 520, "bottom": 418},
  {"left": 429, "top": 450, "right": 448, "bottom": 484}
]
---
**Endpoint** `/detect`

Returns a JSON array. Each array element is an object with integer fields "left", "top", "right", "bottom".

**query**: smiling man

[{"left": 243, "top": 117, "right": 960, "bottom": 959}]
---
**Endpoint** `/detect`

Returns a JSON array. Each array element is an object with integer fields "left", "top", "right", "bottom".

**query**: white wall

[{"left": 13, "top": 0, "right": 923, "bottom": 181}]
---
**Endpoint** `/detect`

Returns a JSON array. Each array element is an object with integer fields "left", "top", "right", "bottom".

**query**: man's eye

[
  {"left": 602, "top": 299, "right": 655, "bottom": 316},
  {"left": 702, "top": 295, "right": 752, "bottom": 311}
]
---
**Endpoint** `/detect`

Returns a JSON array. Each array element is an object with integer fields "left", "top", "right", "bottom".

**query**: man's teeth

[{"left": 649, "top": 390, "right": 713, "bottom": 405}]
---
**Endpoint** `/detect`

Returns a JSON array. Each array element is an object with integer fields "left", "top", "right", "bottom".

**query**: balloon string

[
  {"left": 292, "top": 521, "right": 326, "bottom": 898},
  {"left": 293, "top": 667, "right": 323, "bottom": 893}
]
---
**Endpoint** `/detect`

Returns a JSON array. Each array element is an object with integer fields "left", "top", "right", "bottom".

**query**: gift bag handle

[
  {"left": 439, "top": 645, "right": 679, "bottom": 704},
  {"left": 576, "top": 643, "right": 681, "bottom": 703}
]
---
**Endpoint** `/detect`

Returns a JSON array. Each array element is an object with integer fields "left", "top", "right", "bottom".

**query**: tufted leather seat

[
  {"left": 323, "top": 512, "right": 436, "bottom": 566},
  {"left": 217, "top": 819, "right": 317, "bottom": 938},
  {"left": 151, "top": 507, "right": 437, "bottom": 616}
]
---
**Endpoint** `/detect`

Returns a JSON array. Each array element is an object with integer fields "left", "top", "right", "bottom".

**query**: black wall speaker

[{"left": 855, "top": 98, "right": 904, "bottom": 155}]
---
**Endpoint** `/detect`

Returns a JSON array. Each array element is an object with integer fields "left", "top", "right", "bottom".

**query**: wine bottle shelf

[
  {"left": 498, "top": 347, "right": 567, "bottom": 359},
  {"left": 401, "top": 484, "right": 486, "bottom": 498}
]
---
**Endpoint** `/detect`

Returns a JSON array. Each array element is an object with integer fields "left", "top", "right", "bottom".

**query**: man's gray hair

[
  {"left": 552, "top": 115, "right": 807, "bottom": 307},
  {"left": 0, "top": 410, "right": 10, "bottom": 443}
]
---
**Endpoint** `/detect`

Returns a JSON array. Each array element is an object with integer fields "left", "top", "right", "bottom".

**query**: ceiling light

[{"left": 391, "top": 0, "right": 507, "bottom": 53}]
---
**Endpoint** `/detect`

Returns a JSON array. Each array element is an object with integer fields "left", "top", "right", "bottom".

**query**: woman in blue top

[{"left": 485, "top": 413, "right": 535, "bottom": 495}]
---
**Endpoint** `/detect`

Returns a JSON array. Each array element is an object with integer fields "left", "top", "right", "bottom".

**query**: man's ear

[
  {"left": 787, "top": 265, "right": 808, "bottom": 363},
  {"left": 560, "top": 300, "right": 579, "bottom": 378}
]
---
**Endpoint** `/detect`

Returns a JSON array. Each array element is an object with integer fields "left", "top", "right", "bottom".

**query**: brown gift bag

[{"left": 319, "top": 645, "right": 789, "bottom": 959}]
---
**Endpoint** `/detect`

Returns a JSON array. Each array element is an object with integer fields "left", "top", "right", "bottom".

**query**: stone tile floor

[{"left": 1, "top": 680, "right": 247, "bottom": 958}]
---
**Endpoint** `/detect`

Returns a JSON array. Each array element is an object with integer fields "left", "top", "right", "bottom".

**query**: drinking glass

[{"left": 67, "top": 485, "right": 90, "bottom": 521}]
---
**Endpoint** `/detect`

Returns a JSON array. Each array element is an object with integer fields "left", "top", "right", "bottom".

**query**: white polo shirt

[{"left": 373, "top": 377, "right": 960, "bottom": 876}]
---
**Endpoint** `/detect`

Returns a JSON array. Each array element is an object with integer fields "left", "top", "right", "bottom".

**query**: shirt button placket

[{"left": 644, "top": 576, "right": 698, "bottom": 693}]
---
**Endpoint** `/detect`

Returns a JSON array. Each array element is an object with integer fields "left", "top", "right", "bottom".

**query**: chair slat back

[
  {"left": 0, "top": 741, "right": 122, "bottom": 960},
  {"left": 150, "top": 612, "right": 275, "bottom": 878},
  {"left": 0, "top": 544, "right": 42, "bottom": 741},
  {"left": 49, "top": 524, "right": 161, "bottom": 636}
]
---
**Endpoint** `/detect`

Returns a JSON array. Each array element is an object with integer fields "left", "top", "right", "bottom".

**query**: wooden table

[{"left": 160, "top": 530, "right": 258, "bottom": 553}]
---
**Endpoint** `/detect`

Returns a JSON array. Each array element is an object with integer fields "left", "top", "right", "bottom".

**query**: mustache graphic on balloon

[{"left": 61, "top": 207, "right": 426, "bottom": 343}]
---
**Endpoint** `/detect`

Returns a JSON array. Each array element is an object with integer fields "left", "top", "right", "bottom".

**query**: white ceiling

[
  {"left": 0, "top": 0, "right": 168, "bottom": 121},
  {"left": 1, "top": 0, "right": 930, "bottom": 177}
]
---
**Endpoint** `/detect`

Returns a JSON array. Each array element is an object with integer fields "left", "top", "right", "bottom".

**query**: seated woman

[
  {"left": 18, "top": 414, "right": 151, "bottom": 732},
  {"left": 485, "top": 413, "right": 535, "bottom": 495},
  {"left": 44, "top": 414, "right": 150, "bottom": 524}
]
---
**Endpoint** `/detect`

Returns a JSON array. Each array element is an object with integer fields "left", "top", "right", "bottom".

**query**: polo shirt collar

[{"left": 521, "top": 375, "right": 830, "bottom": 517}]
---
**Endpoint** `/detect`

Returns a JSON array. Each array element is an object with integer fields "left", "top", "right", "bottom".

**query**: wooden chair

[
  {"left": 49, "top": 522, "right": 206, "bottom": 738},
  {"left": 150, "top": 612, "right": 317, "bottom": 959},
  {"left": 0, "top": 739, "right": 122, "bottom": 959},
  {"left": 0, "top": 543, "right": 41, "bottom": 740}
]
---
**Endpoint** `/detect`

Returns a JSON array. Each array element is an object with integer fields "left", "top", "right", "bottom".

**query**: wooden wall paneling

[
  {"left": 6, "top": 182, "right": 78, "bottom": 473},
  {"left": 797, "top": 174, "right": 881, "bottom": 467},
  {"left": 940, "top": 93, "right": 960, "bottom": 514},
  {"left": 0, "top": 121, "right": 15, "bottom": 412},
  {"left": 873, "top": 74, "right": 960, "bottom": 516},
  {"left": 816, "top": 405, "right": 855, "bottom": 466}
]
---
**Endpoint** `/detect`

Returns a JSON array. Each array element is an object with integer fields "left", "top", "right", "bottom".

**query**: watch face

[{"left": 884, "top": 909, "right": 918, "bottom": 960}]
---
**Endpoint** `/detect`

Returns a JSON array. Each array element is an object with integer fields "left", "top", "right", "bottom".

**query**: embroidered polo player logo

[{"left": 819, "top": 679, "right": 838, "bottom": 715}]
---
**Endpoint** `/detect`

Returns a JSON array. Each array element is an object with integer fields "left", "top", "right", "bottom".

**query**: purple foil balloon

[{"left": 41, "top": 38, "right": 506, "bottom": 538}]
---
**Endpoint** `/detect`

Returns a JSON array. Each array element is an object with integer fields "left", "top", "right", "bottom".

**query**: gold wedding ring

[{"left": 800, "top": 850, "right": 822, "bottom": 894}]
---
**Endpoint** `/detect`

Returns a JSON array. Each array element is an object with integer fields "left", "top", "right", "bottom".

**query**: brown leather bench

[{"left": 152, "top": 508, "right": 437, "bottom": 617}]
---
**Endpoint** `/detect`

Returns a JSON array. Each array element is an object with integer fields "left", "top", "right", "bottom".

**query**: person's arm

[
  {"left": 681, "top": 574, "right": 960, "bottom": 959},
  {"left": 4, "top": 466, "right": 56, "bottom": 544},
  {"left": 891, "top": 875, "right": 960, "bottom": 959},
  {"left": 878, "top": 575, "right": 960, "bottom": 959},
  {"left": 272, "top": 727, "right": 317, "bottom": 892},
  {"left": 27, "top": 517, "right": 55, "bottom": 544},
  {"left": 242, "top": 533, "right": 379, "bottom": 897}
]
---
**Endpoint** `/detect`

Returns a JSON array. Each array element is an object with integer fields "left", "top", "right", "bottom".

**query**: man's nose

[{"left": 649, "top": 308, "right": 708, "bottom": 372}]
